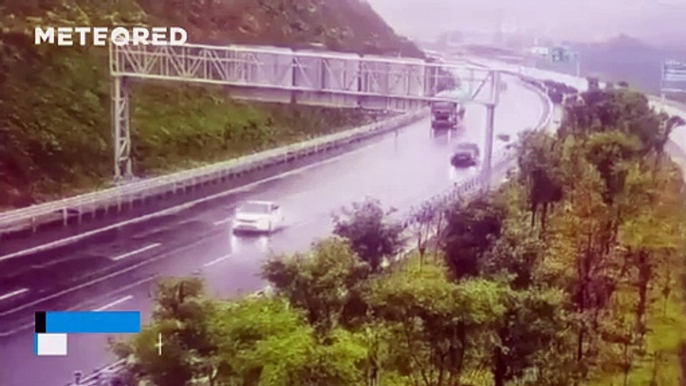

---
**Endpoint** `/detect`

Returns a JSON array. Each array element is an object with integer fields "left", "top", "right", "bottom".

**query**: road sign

[
  {"left": 661, "top": 60, "right": 686, "bottom": 93},
  {"left": 529, "top": 46, "right": 580, "bottom": 77},
  {"left": 551, "top": 47, "right": 575, "bottom": 63},
  {"left": 663, "top": 61, "right": 686, "bottom": 81}
]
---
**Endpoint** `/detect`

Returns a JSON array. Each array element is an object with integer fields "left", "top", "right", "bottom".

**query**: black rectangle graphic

[{"left": 35, "top": 311, "right": 46, "bottom": 333}]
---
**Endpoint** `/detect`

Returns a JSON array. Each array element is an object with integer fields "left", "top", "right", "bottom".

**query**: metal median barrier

[
  {"left": 65, "top": 359, "right": 127, "bottom": 386},
  {"left": 0, "top": 109, "right": 429, "bottom": 236}
]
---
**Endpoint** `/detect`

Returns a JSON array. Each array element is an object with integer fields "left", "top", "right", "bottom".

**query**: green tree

[
  {"left": 516, "top": 130, "right": 563, "bottom": 230},
  {"left": 332, "top": 198, "right": 406, "bottom": 272},
  {"left": 583, "top": 131, "right": 641, "bottom": 204},
  {"left": 262, "top": 238, "right": 372, "bottom": 332},
  {"left": 441, "top": 195, "right": 505, "bottom": 280},
  {"left": 619, "top": 167, "right": 684, "bottom": 341},
  {"left": 522, "top": 86, "right": 686, "bottom": 383},
  {"left": 368, "top": 263, "right": 507, "bottom": 386},
  {"left": 563, "top": 89, "right": 661, "bottom": 153},
  {"left": 407, "top": 201, "right": 443, "bottom": 266},
  {"left": 491, "top": 288, "right": 577, "bottom": 386},
  {"left": 111, "top": 278, "right": 217, "bottom": 386},
  {"left": 210, "top": 297, "right": 368, "bottom": 386},
  {"left": 481, "top": 221, "right": 579, "bottom": 385}
]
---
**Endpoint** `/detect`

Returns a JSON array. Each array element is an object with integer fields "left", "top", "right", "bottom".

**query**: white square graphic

[{"left": 36, "top": 333, "right": 68, "bottom": 356}]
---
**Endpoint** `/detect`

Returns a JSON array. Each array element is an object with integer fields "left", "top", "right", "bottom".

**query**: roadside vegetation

[
  {"left": 0, "top": 0, "right": 423, "bottom": 208},
  {"left": 107, "top": 87, "right": 686, "bottom": 385}
]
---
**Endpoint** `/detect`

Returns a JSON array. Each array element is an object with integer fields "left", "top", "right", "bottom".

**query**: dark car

[{"left": 451, "top": 143, "right": 479, "bottom": 167}]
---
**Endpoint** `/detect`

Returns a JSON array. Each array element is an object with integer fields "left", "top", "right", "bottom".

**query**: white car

[{"left": 232, "top": 200, "right": 284, "bottom": 234}]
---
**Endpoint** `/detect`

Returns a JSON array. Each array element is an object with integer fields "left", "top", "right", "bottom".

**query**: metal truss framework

[
  {"left": 112, "top": 77, "right": 132, "bottom": 179},
  {"left": 109, "top": 43, "right": 501, "bottom": 181}
]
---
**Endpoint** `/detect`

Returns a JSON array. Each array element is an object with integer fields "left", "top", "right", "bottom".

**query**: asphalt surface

[{"left": 0, "top": 75, "right": 546, "bottom": 386}]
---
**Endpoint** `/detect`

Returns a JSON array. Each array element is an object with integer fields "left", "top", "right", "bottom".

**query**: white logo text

[{"left": 34, "top": 27, "right": 188, "bottom": 46}]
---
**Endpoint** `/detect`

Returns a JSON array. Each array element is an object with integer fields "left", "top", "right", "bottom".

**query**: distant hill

[
  {"left": 572, "top": 34, "right": 686, "bottom": 94},
  {"left": 136, "top": 0, "right": 424, "bottom": 57}
]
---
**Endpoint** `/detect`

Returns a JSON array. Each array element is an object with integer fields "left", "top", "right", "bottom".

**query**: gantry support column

[
  {"left": 482, "top": 103, "right": 496, "bottom": 191},
  {"left": 112, "top": 76, "right": 132, "bottom": 181},
  {"left": 481, "top": 69, "right": 500, "bottom": 192}
]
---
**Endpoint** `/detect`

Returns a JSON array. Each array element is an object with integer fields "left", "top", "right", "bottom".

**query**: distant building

[{"left": 530, "top": 46, "right": 549, "bottom": 58}]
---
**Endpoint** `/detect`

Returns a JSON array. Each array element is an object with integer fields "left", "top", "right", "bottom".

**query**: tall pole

[
  {"left": 112, "top": 76, "right": 132, "bottom": 181},
  {"left": 481, "top": 69, "right": 500, "bottom": 192},
  {"left": 483, "top": 103, "right": 496, "bottom": 191},
  {"left": 660, "top": 62, "right": 666, "bottom": 104}
]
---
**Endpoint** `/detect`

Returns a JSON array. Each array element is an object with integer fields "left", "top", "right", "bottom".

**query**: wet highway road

[{"left": 0, "top": 75, "right": 547, "bottom": 386}]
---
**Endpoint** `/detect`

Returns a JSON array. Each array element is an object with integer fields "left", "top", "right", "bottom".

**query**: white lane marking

[
  {"left": 0, "top": 321, "right": 34, "bottom": 337},
  {"left": 203, "top": 254, "right": 230, "bottom": 268},
  {"left": 30, "top": 257, "right": 76, "bottom": 270},
  {"left": 213, "top": 218, "right": 232, "bottom": 226},
  {"left": 0, "top": 288, "right": 28, "bottom": 302},
  {"left": 0, "top": 274, "right": 158, "bottom": 337},
  {"left": 281, "top": 189, "right": 315, "bottom": 201},
  {"left": 0, "top": 141, "right": 381, "bottom": 263},
  {"left": 94, "top": 295, "right": 133, "bottom": 311},
  {"left": 111, "top": 243, "right": 161, "bottom": 261},
  {"left": 0, "top": 228, "right": 227, "bottom": 318},
  {"left": 289, "top": 218, "right": 318, "bottom": 228}
]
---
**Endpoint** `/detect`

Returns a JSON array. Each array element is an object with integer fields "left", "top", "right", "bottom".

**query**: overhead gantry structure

[{"left": 109, "top": 43, "right": 501, "bottom": 186}]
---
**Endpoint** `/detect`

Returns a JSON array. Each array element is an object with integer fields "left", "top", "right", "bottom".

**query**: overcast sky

[{"left": 368, "top": 0, "right": 686, "bottom": 46}]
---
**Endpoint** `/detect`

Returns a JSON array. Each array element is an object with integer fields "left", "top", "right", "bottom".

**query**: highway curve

[{"left": 0, "top": 74, "right": 547, "bottom": 386}]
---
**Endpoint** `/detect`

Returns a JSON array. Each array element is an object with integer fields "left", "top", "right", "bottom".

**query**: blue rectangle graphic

[{"left": 45, "top": 311, "right": 141, "bottom": 333}]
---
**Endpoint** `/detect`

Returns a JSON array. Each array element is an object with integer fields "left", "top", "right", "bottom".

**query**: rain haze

[
  {"left": 368, "top": 0, "right": 686, "bottom": 47},
  {"left": 2, "top": 0, "right": 686, "bottom": 385}
]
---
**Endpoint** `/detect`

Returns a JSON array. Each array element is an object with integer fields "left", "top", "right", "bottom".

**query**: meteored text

[{"left": 34, "top": 27, "right": 188, "bottom": 46}]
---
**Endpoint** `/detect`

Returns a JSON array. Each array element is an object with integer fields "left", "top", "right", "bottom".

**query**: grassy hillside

[{"left": 0, "top": 0, "right": 423, "bottom": 209}]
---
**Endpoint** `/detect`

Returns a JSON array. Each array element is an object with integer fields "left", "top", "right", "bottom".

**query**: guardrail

[
  {"left": 0, "top": 109, "right": 429, "bottom": 237},
  {"left": 61, "top": 74, "right": 553, "bottom": 386},
  {"left": 64, "top": 359, "right": 127, "bottom": 386}
]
